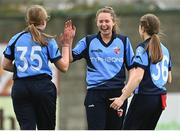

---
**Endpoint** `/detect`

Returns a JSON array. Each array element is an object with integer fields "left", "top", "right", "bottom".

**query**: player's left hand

[{"left": 109, "top": 97, "right": 124, "bottom": 110}]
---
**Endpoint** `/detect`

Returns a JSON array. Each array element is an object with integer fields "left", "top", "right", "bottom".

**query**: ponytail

[
  {"left": 25, "top": 5, "right": 55, "bottom": 46},
  {"left": 146, "top": 34, "right": 163, "bottom": 64},
  {"left": 26, "top": 24, "right": 55, "bottom": 46}
]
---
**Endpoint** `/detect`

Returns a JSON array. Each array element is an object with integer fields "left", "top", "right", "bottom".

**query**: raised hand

[{"left": 58, "top": 20, "right": 76, "bottom": 47}]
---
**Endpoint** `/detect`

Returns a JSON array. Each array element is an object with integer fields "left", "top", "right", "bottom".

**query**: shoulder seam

[{"left": 10, "top": 31, "right": 28, "bottom": 59}]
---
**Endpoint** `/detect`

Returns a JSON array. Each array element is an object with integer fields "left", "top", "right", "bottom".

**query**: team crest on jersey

[{"left": 113, "top": 47, "right": 120, "bottom": 54}]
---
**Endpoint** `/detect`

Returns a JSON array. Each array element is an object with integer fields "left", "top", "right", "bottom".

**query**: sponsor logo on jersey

[
  {"left": 90, "top": 57, "right": 123, "bottom": 63},
  {"left": 91, "top": 49, "right": 103, "bottom": 53}
]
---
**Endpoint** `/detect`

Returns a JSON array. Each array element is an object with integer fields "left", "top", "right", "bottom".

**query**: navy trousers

[
  {"left": 84, "top": 89, "right": 127, "bottom": 130},
  {"left": 11, "top": 75, "right": 57, "bottom": 130},
  {"left": 123, "top": 94, "right": 163, "bottom": 130}
]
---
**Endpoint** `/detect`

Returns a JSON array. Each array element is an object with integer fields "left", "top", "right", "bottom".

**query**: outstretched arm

[
  {"left": 110, "top": 67, "right": 144, "bottom": 110},
  {"left": 69, "top": 23, "right": 76, "bottom": 63},
  {"left": 55, "top": 20, "right": 76, "bottom": 72},
  {"left": 69, "top": 40, "right": 73, "bottom": 63}
]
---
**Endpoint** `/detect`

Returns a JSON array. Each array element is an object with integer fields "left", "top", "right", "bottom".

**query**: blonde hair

[
  {"left": 96, "top": 6, "right": 120, "bottom": 33},
  {"left": 140, "top": 13, "right": 163, "bottom": 64},
  {"left": 25, "top": 5, "right": 55, "bottom": 46}
]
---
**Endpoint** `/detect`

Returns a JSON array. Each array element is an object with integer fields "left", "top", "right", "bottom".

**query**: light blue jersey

[
  {"left": 72, "top": 32, "right": 134, "bottom": 90},
  {"left": 133, "top": 39, "right": 172, "bottom": 94},
  {"left": 3, "top": 31, "right": 62, "bottom": 79}
]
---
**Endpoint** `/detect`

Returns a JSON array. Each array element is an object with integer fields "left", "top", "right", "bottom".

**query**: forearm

[
  {"left": 3, "top": 65, "right": 14, "bottom": 72},
  {"left": 55, "top": 46, "right": 70, "bottom": 72},
  {"left": 120, "top": 68, "right": 143, "bottom": 101},
  {"left": 61, "top": 35, "right": 74, "bottom": 63},
  {"left": 61, "top": 46, "right": 70, "bottom": 65},
  {"left": 69, "top": 45, "right": 73, "bottom": 63},
  {"left": 2, "top": 57, "right": 14, "bottom": 72},
  {"left": 121, "top": 77, "right": 140, "bottom": 100},
  {"left": 127, "top": 68, "right": 135, "bottom": 81},
  {"left": 110, "top": 68, "right": 144, "bottom": 110}
]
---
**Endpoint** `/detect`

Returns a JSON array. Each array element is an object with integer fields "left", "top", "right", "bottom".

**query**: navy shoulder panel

[
  {"left": 137, "top": 42, "right": 146, "bottom": 49},
  {"left": 116, "top": 34, "right": 127, "bottom": 61},
  {"left": 85, "top": 34, "right": 97, "bottom": 71},
  {"left": 86, "top": 34, "right": 97, "bottom": 47},
  {"left": 116, "top": 34, "right": 127, "bottom": 45},
  {"left": 10, "top": 31, "right": 28, "bottom": 60}
]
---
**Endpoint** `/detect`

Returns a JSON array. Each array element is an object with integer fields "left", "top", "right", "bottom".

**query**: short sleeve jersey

[
  {"left": 3, "top": 31, "right": 62, "bottom": 79},
  {"left": 72, "top": 32, "right": 134, "bottom": 90},
  {"left": 133, "top": 39, "right": 172, "bottom": 95}
]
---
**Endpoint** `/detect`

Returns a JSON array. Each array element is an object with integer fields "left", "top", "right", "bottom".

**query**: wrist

[
  {"left": 120, "top": 93, "right": 128, "bottom": 101},
  {"left": 61, "top": 45, "right": 70, "bottom": 47},
  {"left": 60, "top": 42, "right": 70, "bottom": 47}
]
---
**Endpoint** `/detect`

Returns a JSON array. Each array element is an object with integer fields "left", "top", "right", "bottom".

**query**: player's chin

[{"left": 100, "top": 30, "right": 111, "bottom": 35}]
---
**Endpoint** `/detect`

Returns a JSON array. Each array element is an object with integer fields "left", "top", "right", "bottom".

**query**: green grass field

[{"left": 156, "top": 122, "right": 180, "bottom": 130}]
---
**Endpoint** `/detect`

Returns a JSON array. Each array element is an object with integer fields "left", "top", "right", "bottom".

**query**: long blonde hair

[
  {"left": 95, "top": 6, "right": 120, "bottom": 33},
  {"left": 140, "top": 14, "right": 163, "bottom": 64},
  {"left": 25, "top": 5, "right": 55, "bottom": 46}
]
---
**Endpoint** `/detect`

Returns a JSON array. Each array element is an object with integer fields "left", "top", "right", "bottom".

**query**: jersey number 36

[{"left": 151, "top": 56, "right": 169, "bottom": 82}]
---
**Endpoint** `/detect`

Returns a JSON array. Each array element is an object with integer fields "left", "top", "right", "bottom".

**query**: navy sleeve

[
  {"left": 133, "top": 45, "right": 149, "bottom": 70},
  {"left": 47, "top": 39, "right": 62, "bottom": 63},
  {"left": 125, "top": 37, "right": 134, "bottom": 70},
  {"left": 72, "top": 37, "right": 87, "bottom": 62}
]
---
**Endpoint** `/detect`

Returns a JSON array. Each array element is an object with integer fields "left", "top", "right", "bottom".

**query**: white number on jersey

[
  {"left": 151, "top": 55, "right": 169, "bottom": 82},
  {"left": 16, "top": 46, "right": 43, "bottom": 72}
]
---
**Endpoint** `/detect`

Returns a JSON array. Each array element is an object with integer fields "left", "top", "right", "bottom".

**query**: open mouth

[{"left": 101, "top": 28, "right": 109, "bottom": 32}]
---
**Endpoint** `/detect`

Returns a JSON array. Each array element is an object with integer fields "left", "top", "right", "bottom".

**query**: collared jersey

[
  {"left": 72, "top": 32, "right": 134, "bottom": 90},
  {"left": 133, "top": 39, "right": 172, "bottom": 95},
  {"left": 3, "top": 31, "right": 62, "bottom": 79}
]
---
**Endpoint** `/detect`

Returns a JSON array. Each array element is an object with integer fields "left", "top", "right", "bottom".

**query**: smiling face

[{"left": 96, "top": 12, "right": 115, "bottom": 36}]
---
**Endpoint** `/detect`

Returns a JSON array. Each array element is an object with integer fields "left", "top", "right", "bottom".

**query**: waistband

[{"left": 14, "top": 74, "right": 52, "bottom": 81}]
